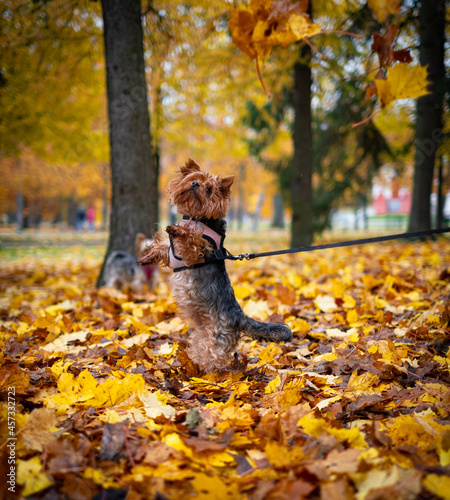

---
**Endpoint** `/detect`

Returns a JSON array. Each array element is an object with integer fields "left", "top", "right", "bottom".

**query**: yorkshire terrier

[
  {"left": 138, "top": 159, "right": 292, "bottom": 372},
  {"left": 103, "top": 233, "right": 158, "bottom": 293}
]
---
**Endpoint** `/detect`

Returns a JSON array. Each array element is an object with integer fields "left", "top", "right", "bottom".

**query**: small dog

[
  {"left": 103, "top": 233, "right": 158, "bottom": 293},
  {"left": 138, "top": 159, "right": 291, "bottom": 372}
]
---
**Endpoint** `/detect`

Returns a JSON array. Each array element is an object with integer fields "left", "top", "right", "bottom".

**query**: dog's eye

[{"left": 205, "top": 187, "right": 212, "bottom": 195}]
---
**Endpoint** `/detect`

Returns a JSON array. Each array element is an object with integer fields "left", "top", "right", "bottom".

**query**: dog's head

[{"left": 167, "top": 159, "right": 234, "bottom": 219}]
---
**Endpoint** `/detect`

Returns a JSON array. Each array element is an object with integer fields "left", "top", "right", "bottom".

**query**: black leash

[{"left": 225, "top": 227, "right": 450, "bottom": 262}]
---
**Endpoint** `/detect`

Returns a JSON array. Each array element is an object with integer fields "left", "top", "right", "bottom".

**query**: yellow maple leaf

[
  {"left": 346, "top": 309, "right": 359, "bottom": 324},
  {"left": 138, "top": 390, "right": 176, "bottom": 419},
  {"left": 346, "top": 370, "right": 380, "bottom": 392},
  {"left": 217, "top": 404, "right": 255, "bottom": 430},
  {"left": 44, "top": 369, "right": 146, "bottom": 411},
  {"left": 375, "top": 63, "right": 430, "bottom": 108},
  {"left": 384, "top": 413, "right": 445, "bottom": 452},
  {"left": 16, "top": 457, "right": 53, "bottom": 497},
  {"left": 98, "top": 409, "right": 125, "bottom": 424},
  {"left": 191, "top": 473, "right": 240, "bottom": 500},
  {"left": 93, "top": 373, "right": 146, "bottom": 407},
  {"left": 265, "top": 375, "right": 281, "bottom": 393},
  {"left": 278, "top": 382, "right": 303, "bottom": 409},
  {"left": 83, "top": 467, "right": 117, "bottom": 488},
  {"left": 287, "top": 316, "right": 311, "bottom": 334},
  {"left": 234, "top": 283, "right": 255, "bottom": 300},
  {"left": 265, "top": 440, "right": 305, "bottom": 468},
  {"left": 288, "top": 13, "right": 320, "bottom": 39},
  {"left": 163, "top": 432, "right": 194, "bottom": 457},
  {"left": 256, "top": 343, "right": 283, "bottom": 366},
  {"left": 343, "top": 293, "right": 357, "bottom": 309},
  {"left": 423, "top": 473, "right": 450, "bottom": 500},
  {"left": 298, "top": 414, "right": 368, "bottom": 448}
]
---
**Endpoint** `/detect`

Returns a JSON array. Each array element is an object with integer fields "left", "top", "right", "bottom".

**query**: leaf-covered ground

[{"left": 1, "top": 235, "right": 449, "bottom": 500}]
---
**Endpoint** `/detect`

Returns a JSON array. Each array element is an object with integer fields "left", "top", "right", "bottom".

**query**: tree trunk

[
  {"left": 252, "top": 193, "right": 265, "bottom": 232},
  {"left": 408, "top": 0, "right": 445, "bottom": 232},
  {"left": 101, "top": 162, "right": 109, "bottom": 231},
  {"left": 436, "top": 156, "right": 444, "bottom": 229},
  {"left": 237, "top": 163, "right": 246, "bottom": 231},
  {"left": 97, "top": 0, "right": 157, "bottom": 286},
  {"left": 291, "top": 41, "right": 313, "bottom": 247},
  {"left": 16, "top": 158, "right": 24, "bottom": 232},
  {"left": 153, "top": 83, "right": 163, "bottom": 226},
  {"left": 16, "top": 192, "right": 24, "bottom": 232},
  {"left": 272, "top": 194, "right": 285, "bottom": 228}
]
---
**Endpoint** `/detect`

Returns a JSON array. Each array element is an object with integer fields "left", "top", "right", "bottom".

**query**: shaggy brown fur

[{"left": 138, "top": 159, "right": 292, "bottom": 372}]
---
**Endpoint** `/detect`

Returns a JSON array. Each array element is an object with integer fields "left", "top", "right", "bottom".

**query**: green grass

[{"left": 0, "top": 245, "right": 106, "bottom": 263}]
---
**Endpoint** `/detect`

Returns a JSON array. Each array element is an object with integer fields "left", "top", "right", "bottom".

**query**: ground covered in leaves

[{"left": 1, "top": 235, "right": 449, "bottom": 500}]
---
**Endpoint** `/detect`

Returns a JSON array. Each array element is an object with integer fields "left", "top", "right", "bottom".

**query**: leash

[{"left": 225, "top": 227, "right": 450, "bottom": 262}]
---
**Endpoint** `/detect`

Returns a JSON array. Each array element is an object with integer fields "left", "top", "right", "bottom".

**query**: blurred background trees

[{"left": 1, "top": 0, "right": 448, "bottom": 255}]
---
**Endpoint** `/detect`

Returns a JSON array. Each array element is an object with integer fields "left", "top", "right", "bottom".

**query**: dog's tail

[{"left": 240, "top": 316, "right": 292, "bottom": 343}]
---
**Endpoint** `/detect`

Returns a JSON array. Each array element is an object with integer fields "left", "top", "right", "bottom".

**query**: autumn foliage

[
  {"left": 229, "top": 0, "right": 430, "bottom": 116},
  {"left": 1, "top": 235, "right": 449, "bottom": 499}
]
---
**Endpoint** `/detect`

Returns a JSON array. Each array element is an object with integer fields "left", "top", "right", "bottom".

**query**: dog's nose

[{"left": 191, "top": 181, "right": 200, "bottom": 189}]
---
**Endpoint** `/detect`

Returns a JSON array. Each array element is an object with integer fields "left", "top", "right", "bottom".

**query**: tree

[
  {"left": 97, "top": 0, "right": 158, "bottom": 286},
  {"left": 291, "top": 41, "right": 313, "bottom": 247},
  {"left": 408, "top": 0, "right": 446, "bottom": 232}
]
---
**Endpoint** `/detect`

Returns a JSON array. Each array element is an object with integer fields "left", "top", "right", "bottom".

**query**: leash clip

[{"left": 237, "top": 253, "right": 251, "bottom": 261}]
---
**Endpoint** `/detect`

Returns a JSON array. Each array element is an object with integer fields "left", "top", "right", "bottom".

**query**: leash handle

[{"left": 226, "top": 227, "right": 450, "bottom": 261}]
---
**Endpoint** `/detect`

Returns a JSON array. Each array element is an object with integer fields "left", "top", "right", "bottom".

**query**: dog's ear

[
  {"left": 219, "top": 175, "right": 234, "bottom": 196},
  {"left": 180, "top": 158, "right": 201, "bottom": 176}
]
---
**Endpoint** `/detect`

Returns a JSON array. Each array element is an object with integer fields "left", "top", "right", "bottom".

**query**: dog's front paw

[
  {"left": 136, "top": 232, "right": 170, "bottom": 267},
  {"left": 166, "top": 224, "right": 183, "bottom": 239},
  {"left": 166, "top": 224, "right": 208, "bottom": 266}
]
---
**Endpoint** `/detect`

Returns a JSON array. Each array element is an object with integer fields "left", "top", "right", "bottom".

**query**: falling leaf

[
  {"left": 229, "top": 0, "right": 320, "bottom": 62},
  {"left": 375, "top": 63, "right": 430, "bottom": 108}
]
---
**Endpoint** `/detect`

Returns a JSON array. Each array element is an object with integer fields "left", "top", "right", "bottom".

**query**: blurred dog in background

[{"left": 103, "top": 233, "right": 158, "bottom": 292}]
